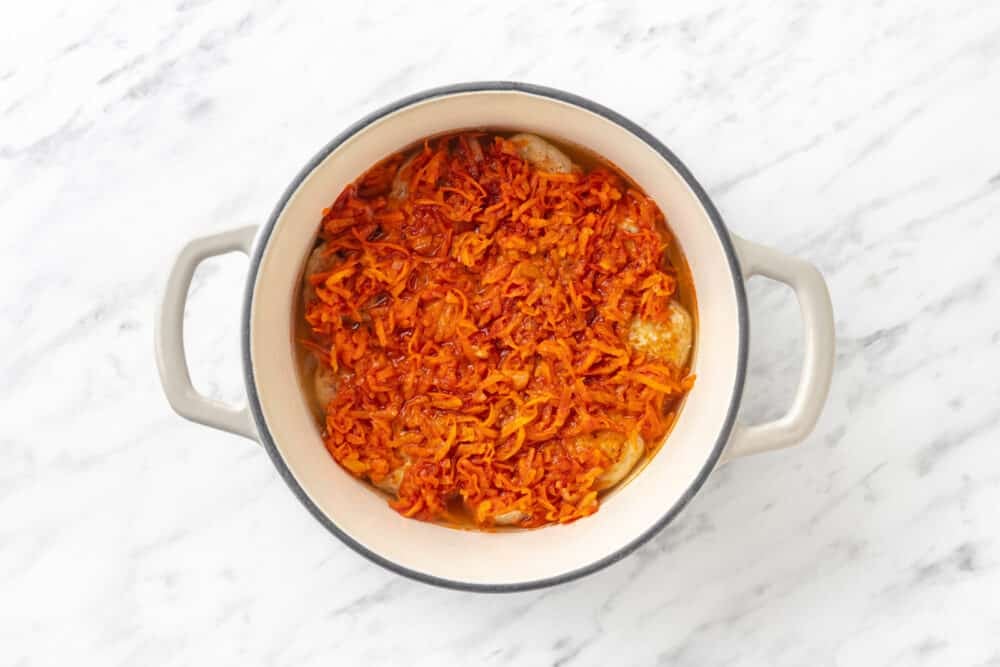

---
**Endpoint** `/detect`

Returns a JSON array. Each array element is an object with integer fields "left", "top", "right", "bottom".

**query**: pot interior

[{"left": 248, "top": 87, "right": 744, "bottom": 588}]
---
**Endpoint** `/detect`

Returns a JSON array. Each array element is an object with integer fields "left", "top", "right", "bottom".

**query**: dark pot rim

[{"left": 241, "top": 81, "right": 749, "bottom": 593}]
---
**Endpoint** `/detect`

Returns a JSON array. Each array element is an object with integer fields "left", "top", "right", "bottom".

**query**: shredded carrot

[{"left": 302, "top": 133, "right": 693, "bottom": 528}]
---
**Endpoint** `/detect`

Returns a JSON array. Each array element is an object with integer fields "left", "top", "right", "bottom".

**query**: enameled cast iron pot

[{"left": 155, "top": 82, "right": 835, "bottom": 592}]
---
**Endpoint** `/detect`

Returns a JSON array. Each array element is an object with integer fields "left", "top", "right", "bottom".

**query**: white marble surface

[{"left": 3, "top": 0, "right": 1000, "bottom": 664}]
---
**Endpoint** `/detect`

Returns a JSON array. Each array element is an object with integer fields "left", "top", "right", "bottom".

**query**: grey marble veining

[{"left": 2, "top": 1, "right": 1000, "bottom": 664}]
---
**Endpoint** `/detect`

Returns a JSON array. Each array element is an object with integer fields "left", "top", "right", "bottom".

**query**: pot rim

[{"left": 240, "top": 81, "right": 749, "bottom": 592}]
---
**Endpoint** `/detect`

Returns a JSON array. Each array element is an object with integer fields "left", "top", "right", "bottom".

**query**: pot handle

[
  {"left": 722, "top": 234, "right": 835, "bottom": 462},
  {"left": 155, "top": 225, "right": 260, "bottom": 441}
]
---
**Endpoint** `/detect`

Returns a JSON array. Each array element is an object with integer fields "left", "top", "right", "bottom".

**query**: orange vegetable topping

[{"left": 302, "top": 133, "right": 693, "bottom": 528}]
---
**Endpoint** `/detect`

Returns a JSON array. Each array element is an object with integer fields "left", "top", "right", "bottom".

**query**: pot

[{"left": 155, "top": 82, "right": 835, "bottom": 592}]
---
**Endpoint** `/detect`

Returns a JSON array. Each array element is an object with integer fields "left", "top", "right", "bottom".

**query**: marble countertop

[{"left": 4, "top": 1, "right": 1000, "bottom": 664}]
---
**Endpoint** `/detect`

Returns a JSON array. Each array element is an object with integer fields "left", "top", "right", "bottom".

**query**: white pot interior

[{"left": 248, "top": 89, "right": 744, "bottom": 587}]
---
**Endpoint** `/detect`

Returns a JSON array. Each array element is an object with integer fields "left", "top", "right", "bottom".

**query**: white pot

[{"left": 155, "top": 83, "right": 835, "bottom": 591}]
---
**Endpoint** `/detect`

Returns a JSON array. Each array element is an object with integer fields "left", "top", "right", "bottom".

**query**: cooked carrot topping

[{"left": 302, "top": 133, "right": 693, "bottom": 528}]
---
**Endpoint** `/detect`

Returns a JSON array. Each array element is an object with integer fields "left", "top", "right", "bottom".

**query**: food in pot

[{"left": 299, "top": 131, "right": 695, "bottom": 528}]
